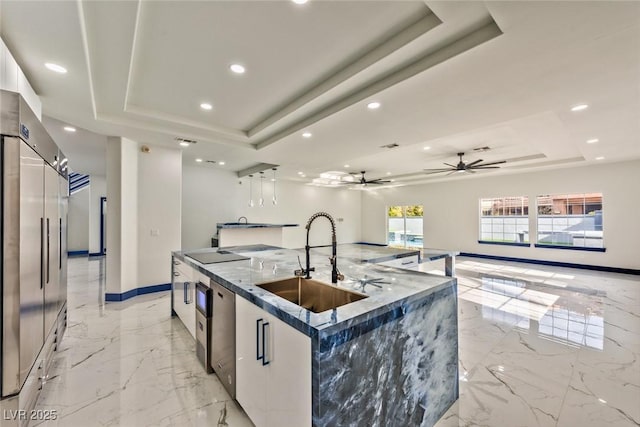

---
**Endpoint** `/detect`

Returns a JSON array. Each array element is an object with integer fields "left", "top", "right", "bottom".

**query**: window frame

[
  {"left": 387, "top": 205, "right": 424, "bottom": 249},
  {"left": 478, "top": 196, "right": 531, "bottom": 247},
  {"left": 534, "top": 193, "right": 605, "bottom": 252}
]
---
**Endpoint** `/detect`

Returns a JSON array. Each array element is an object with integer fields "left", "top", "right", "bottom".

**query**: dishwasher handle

[
  {"left": 256, "top": 318, "right": 264, "bottom": 361},
  {"left": 262, "top": 322, "right": 270, "bottom": 366}
]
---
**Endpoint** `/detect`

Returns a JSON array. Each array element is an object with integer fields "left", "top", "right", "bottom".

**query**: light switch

[{"left": 150, "top": 229, "right": 160, "bottom": 236}]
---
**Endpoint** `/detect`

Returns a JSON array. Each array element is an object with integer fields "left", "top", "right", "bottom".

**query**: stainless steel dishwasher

[{"left": 211, "top": 280, "right": 236, "bottom": 398}]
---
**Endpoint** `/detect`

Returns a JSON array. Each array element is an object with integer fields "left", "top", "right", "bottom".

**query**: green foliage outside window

[
  {"left": 388, "top": 206, "right": 403, "bottom": 217},
  {"left": 388, "top": 205, "right": 423, "bottom": 217}
]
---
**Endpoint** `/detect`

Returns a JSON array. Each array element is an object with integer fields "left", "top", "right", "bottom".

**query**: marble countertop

[
  {"left": 419, "top": 248, "right": 459, "bottom": 262},
  {"left": 216, "top": 222, "right": 298, "bottom": 229},
  {"left": 172, "top": 243, "right": 455, "bottom": 337}
]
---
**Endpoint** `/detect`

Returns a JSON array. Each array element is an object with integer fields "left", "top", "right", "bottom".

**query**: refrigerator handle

[
  {"left": 46, "top": 217, "right": 50, "bottom": 284},
  {"left": 59, "top": 218, "right": 62, "bottom": 270},
  {"left": 40, "top": 217, "right": 45, "bottom": 289}
]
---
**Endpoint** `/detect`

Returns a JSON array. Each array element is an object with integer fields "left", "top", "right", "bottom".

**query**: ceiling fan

[
  {"left": 344, "top": 171, "right": 391, "bottom": 186},
  {"left": 424, "top": 152, "right": 506, "bottom": 175}
]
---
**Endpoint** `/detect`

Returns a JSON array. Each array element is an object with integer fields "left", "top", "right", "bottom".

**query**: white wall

[
  {"left": 67, "top": 187, "right": 89, "bottom": 251},
  {"left": 88, "top": 175, "right": 106, "bottom": 254},
  {"left": 106, "top": 137, "right": 138, "bottom": 295},
  {"left": 362, "top": 160, "right": 640, "bottom": 270},
  {"left": 182, "top": 166, "right": 362, "bottom": 250},
  {"left": 1, "top": 37, "right": 41, "bottom": 118},
  {"left": 137, "top": 146, "right": 181, "bottom": 287}
]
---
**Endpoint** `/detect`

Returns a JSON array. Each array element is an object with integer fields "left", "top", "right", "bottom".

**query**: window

[
  {"left": 479, "top": 196, "right": 529, "bottom": 245},
  {"left": 536, "top": 193, "right": 603, "bottom": 249},
  {"left": 388, "top": 205, "right": 423, "bottom": 248}
]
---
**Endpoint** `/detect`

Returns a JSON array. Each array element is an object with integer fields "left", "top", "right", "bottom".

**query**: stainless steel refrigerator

[{"left": 0, "top": 90, "right": 69, "bottom": 423}]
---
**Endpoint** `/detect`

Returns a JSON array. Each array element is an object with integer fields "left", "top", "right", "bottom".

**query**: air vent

[
  {"left": 206, "top": 160, "right": 216, "bottom": 164},
  {"left": 175, "top": 137, "right": 197, "bottom": 144},
  {"left": 380, "top": 143, "right": 399, "bottom": 149},
  {"left": 473, "top": 146, "right": 491, "bottom": 152}
]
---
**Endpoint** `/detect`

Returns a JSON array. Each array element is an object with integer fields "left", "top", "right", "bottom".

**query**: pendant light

[
  {"left": 248, "top": 175, "right": 254, "bottom": 207},
  {"left": 272, "top": 168, "right": 278, "bottom": 205},
  {"left": 259, "top": 172, "right": 265, "bottom": 207}
]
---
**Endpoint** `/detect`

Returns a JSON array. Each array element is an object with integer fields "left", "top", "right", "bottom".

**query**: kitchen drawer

[
  {"left": 377, "top": 254, "right": 420, "bottom": 269},
  {"left": 173, "top": 263, "right": 193, "bottom": 282}
]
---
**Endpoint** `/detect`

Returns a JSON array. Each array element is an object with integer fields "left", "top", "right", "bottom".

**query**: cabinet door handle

[
  {"left": 174, "top": 271, "right": 180, "bottom": 277},
  {"left": 184, "top": 282, "right": 189, "bottom": 304},
  {"left": 401, "top": 260, "right": 413, "bottom": 265},
  {"left": 262, "top": 322, "right": 270, "bottom": 366},
  {"left": 256, "top": 318, "right": 264, "bottom": 361},
  {"left": 173, "top": 260, "right": 179, "bottom": 266}
]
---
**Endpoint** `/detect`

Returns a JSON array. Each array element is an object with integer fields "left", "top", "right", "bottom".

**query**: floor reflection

[{"left": 457, "top": 265, "right": 604, "bottom": 350}]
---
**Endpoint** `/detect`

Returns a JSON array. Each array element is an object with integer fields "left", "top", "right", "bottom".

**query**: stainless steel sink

[{"left": 256, "top": 277, "right": 367, "bottom": 313}]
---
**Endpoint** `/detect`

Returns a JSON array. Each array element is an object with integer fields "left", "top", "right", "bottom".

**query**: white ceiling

[{"left": 1, "top": 1, "right": 638, "bottom": 185}]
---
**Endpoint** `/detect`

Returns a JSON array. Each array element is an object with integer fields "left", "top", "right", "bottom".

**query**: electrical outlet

[
  {"left": 337, "top": 218, "right": 344, "bottom": 222},
  {"left": 150, "top": 229, "right": 160, "bottom": 237}
]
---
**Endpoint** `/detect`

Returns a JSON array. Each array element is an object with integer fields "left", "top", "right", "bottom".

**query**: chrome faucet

[
  {"left": 237, "top": 216, "right": 248, "bottom": 224},
  {"left": 295, "top": 212, "right": 343, "bottom": 284}
]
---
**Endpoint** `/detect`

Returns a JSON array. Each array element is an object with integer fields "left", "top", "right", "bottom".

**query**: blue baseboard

[
  {"left": 105, "top": 283, "right": 171, "bottom": 302},
  {"left": 459, "top": 252, "right": 640, "bottom": 275},
  {"left": 68, "top": 250, "right": 89, "bottom": 257}
]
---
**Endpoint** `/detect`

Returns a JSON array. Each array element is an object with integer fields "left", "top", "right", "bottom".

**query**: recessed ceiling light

[
  {"left": 195, "top": 158, "right": 203, "bottom": 163},
  {"left": 367, "top": 102, "right": 381, "bottom": 110},
  {"left": 598, "top": 398, "right": 607, "bottom": 404},
  {"left": 423, "top": 146, "right": 431, "bottom": 150},
  {"left": 45, "top": 62, "right": 67, "bottom": 74},
  {"left": 344, "top": 164, "right": 350, "bottom": 168},
  {"left": 595, "top": 156, "right": 605, "bottom": 160},
  {"left": 63, "top": 126, "right": 76, "bottom": 132},
  {"left": 219, "top": 161, "right": 225, "bottom": 166},
  {"left": 386, "top": 172, "right": 391, "bottom": 175},
  {"left": 298, "top": 171, "right": 304, "bottom": 175},
  {"left": 230, "top": 64, "right": 246, "bottom": 74},
  {"left": 586, "top": 138, "right": 599, "bottom": 144},
  {"left": 302, "top": 132, "right": 312, "bottom": 138},
  {"left": 179, "top": 141, "right": 190, "bottom": 147},
  {"left": 292, "top": 0, "right": 308, "bottom": 4},
  {"left": 571, "top": 104, "right": 589, "bottom": 112},
  {"left": 200, "top": 103, "right": 213, "bottom": 110}
]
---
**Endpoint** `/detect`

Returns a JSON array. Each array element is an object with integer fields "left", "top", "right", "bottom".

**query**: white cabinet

[
  {"left": 377, "top": 254, "right": 420, "bottom": 270},
  {"left": 236, "top": 297, "right": 311, "bottom": 427},
  {"left": 172, "top": 259, "right": 196, "bottom": 338}
]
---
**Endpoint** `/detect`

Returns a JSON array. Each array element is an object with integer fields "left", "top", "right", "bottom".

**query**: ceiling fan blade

[
  {"left": 474, "top": 160, "right": 506, "bottom": 167},
  {"left": 424, "top": 168, "right": 454, "bottom": 172},
  {"left": 466, "top": 169, "right": 477, "bottom": 174},
  {"left": 443, "top": 163, "right": 457, "bottom": 168},
  {"left": 465, "top": 159, "right": 484, "bottom": 168},
  {"left": 367, "top": 179, "right": 391, "bottom": 184},
  {"left": 446, "top": 171, "right": 459, "bottom": 176},
  {"left": 424, "top": 169, "right": 453, "bottom": 175},
  {"left": 471, "top": 166, "right": 501, "bottom": 169}
]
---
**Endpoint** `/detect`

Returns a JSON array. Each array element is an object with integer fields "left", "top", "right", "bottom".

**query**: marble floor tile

[{"left": 32, "top": 256, "right": 640, "bottom": 427}]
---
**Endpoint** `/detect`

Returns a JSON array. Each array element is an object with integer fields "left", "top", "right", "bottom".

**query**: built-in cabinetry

[
  {"left": 171, "top": 258, "right": 196, "bottom": 338},
  {"left": 235, "top": 297, "right": 311, "bottom": 427},
  {"left": 377, "top": 253, "right": 420, "bottom": 270}
]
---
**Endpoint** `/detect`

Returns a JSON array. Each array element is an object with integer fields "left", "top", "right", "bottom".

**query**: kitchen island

[{"left": 172, "top": 243, "right": 458, "bottom": 427}]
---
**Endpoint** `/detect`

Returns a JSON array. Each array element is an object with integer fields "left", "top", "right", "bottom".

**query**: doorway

[{"left": 100, "top": 197, "right": 107, "bottom": 255}]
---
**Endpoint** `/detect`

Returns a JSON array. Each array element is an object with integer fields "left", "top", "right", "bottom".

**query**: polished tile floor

[{"left": 34, "top": 256, "right": 639, "bottom": 426}]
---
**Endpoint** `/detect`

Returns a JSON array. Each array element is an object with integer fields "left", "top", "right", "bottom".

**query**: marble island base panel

[{"left": 314, "top": 285, "right": 458, "bottom": 427}]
